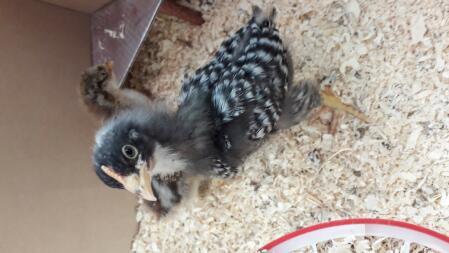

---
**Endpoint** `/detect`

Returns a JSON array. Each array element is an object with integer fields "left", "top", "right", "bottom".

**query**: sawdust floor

[{"left": 128, "top": 0, "right": 449, "bottom": 252}]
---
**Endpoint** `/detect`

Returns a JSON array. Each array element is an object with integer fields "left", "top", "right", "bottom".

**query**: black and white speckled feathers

[
  {"left": 180, "top": 7, "right": 290, "bottom": 142},
  {"left": 176, "top": 7, "right": 319, "bottom": 178}
]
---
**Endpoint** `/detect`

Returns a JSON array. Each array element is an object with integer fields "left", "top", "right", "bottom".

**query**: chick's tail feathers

[
  {"left": 278, "top": 81, "right": 370, "bottom": 130},
  {"left": 277, "top": 80, "right": 321, "bottom": 129},
  {"left": 252, "top": 5, "right": 276, "bottom": 25}
]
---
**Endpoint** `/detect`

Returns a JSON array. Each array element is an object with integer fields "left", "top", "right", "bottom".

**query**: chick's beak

[
  {"left": 136, "top": 158, "right": 157, "bottom": 201},
  {"left": 100, "top": 160, "right": 156, "bottom": 201}
]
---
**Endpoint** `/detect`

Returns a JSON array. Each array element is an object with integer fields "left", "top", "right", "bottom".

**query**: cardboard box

[{"left": 0, "top": 1, "right": 136, "bottom": 252}]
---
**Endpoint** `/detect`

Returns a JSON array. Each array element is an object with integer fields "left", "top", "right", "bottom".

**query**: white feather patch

[{"left": 152, "top": 143, "right": 187, "bottom": 175}]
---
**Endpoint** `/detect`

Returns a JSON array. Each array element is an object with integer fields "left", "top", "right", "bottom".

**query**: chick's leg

[
  {"left": 80, "top": 61, "right": 118, "bottom": 118},
  {"left": 309, "top": 85, "right": 369, "bottom": 134},
  {"left": 80, "top": 61, "right": 152, "bottom": 119},
  {"left": 319, "top": 85, "right": 369, "bottom": 123}
]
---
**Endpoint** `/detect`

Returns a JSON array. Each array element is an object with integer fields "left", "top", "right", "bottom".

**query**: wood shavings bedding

[
  {"left": 262, "top": 237, "right": 441, "bottom": 253},
  {"left": 128, "top": 0, "right": 449, "bottom": 252},
  {"left": 316, "top": 236, "right": 405, "bottom": 253}
]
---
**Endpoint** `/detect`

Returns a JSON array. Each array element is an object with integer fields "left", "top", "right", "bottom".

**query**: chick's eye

[{"left": 121, "top": 144, "right": 138, "bottom": 159}]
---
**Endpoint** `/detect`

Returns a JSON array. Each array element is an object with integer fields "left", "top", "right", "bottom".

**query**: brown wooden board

[{"left": 91, "top": 0, "right": 162, "bottom": 86}]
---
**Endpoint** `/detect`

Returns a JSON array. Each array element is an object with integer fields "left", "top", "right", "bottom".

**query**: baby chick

[{"left": 81, "top": 6, "right": 367, "bottom": 215}]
